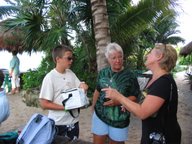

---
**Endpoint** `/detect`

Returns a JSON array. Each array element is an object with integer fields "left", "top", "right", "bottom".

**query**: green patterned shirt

[{"left": 95, "top": 67, "right": 140, "bottom": 128}]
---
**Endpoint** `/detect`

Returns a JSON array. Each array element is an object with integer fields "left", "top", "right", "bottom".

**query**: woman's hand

[
  {"left": 102, "top": 87, "right": 121, "bottom": 102},
  {"left": 103, "top": 99, "right": 119, "bottom": 106}
]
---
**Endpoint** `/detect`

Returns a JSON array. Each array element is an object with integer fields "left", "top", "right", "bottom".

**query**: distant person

[
  {"left": 0, "top": 70, "right": 10, "bottom": 124},
  {"left": 39, "top": 45, "right": 88, "bottom": 140},
  {"left": 91, "top": 42, "right": 140, "bottom": 144},
  {"left": 103, "top": 43, "right": 181, "bottom": 144},
  {"left": 9, "top": 50, "right": 20, "bottom": 94}
]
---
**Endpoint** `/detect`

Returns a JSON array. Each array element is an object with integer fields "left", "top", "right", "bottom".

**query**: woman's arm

[
  {"left": 103, "top": 88, "right": 165, "bottom": 119},
  {"left": 91, "top": 90, "right": 99, "bottom": 112}
]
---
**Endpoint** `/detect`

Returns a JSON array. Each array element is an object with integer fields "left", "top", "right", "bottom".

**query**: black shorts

[{"left": 56, "top": 122, "right": 79, "bottom": 140}]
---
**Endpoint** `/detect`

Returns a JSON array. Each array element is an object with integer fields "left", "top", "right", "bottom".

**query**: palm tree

[
  {"left": 1, "top": 0, "right": 73, "bottom": 52},
  {"left": 129, "top": 10, "right": 185, "bottom": 69},
  {"left": 0, "top": 5, "right": 18, "bottom": 19},
  {"left": 0, "top": 0, "right": 185, "bottom": 97},
  {"left": 90, "top": 0, "right": 111, "bottom": 71},
  {"left": 143, "top": 11, "right": 184, "bottom": 45},
  {"left": 1, "top": 0, "right": 181, "bottom": 71},
  {"left": 68, "top": 0, "right": 130, "bottom": 72},
  {"left": 89, "top": 0, "right": 180, "bottom": 70}
]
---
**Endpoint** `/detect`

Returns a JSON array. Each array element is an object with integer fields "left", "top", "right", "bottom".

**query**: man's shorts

[{"left": 56, "top": 122, "right": 79, "bottom": 140}]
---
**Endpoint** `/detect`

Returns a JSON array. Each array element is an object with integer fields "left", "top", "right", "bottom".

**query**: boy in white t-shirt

[{"left": 39, "top": 45, "right": 88, "bottom": 140}]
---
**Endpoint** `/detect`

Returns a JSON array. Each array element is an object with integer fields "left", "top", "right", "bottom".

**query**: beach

[{"left": 0, "top": 71, "right": 192, "bottom": 143}]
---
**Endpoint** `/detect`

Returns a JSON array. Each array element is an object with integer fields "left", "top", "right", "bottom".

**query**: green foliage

[
  {"left": 172, "top": 65, "right": 188, "bottom": 73},
  {"left": 22, "top": 53, "right": 54, "bottom": 90},
  {"left": 0, "top": 5, "right": 18, "bottom": 19},
  {"left": 179, "top": 54, "right": 192, "bottom": 65},
  {"left": 71, "top": 46, "right": 97, "bottom": 98},
  {"left": 22, "top": 69, "right": 44, "bottom": 90},
  {"left": 73, "top": 69, "right": 97, "bottom": 98},
  {"left": 1, "top": 0, "right": 183, "bottom": 96}
]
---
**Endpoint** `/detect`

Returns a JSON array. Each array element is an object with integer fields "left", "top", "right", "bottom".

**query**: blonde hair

[{"left": 154, "top": 43, "right": 177, "bottom": 72}]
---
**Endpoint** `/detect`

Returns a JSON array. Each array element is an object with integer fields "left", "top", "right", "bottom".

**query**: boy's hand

[{"left": 79, "top": 82, "right": 88, "bottom": 91}]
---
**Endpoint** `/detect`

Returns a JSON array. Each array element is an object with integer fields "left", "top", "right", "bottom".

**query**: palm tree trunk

[{"left": 91, "top": 0, "right": 111, "bottom": 71}]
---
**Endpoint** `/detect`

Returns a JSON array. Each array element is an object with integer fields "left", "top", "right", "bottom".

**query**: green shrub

[
  {"left": 22, "top": 54, "right": 54, "bottom": 90},
  {"left": 179, "top": 54, "right": 192, "bottom": 65}
]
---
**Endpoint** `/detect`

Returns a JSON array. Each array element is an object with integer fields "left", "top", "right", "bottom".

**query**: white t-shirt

[{"left": 39, "top": 68, "right": 81, "bottom": 125}]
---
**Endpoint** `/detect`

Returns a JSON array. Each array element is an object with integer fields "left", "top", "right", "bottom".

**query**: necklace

[{"left": 109, "top": 67, "right": 124, "bottom": 85}]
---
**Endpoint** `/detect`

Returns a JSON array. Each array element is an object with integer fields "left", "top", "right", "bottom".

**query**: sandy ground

[{"left": 0, "top": 71, "right": 192, "bottom": 143}]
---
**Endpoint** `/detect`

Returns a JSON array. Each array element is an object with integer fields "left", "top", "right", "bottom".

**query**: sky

[
  {"left": 0, "top": 0, "right": 192, "bottom": 71},
  {"left": 0, "top": 1, "right": 45, "bottom": 72},
  {"left": 176, "top": 0, "right": 192, "bottom": 46},
  {"left": 0, "top": 51, "right": 45, "bottom": 72}
]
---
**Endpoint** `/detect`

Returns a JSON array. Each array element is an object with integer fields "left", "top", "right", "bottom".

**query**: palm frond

[
  {"left": 111, "top": 0, "right": 179, "bottom": 45},
  {"left": 0, "top": 6, "right": 18, "bottom": 19}
]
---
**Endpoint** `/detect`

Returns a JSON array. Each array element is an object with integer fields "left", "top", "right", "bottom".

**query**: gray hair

[{"left": 105, "top": 42, "right": 123, "bottom": 59}]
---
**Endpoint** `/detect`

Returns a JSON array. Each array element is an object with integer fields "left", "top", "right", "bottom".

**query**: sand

[{"left": 0, "top": 71, "right": 191, "bottom": 143}]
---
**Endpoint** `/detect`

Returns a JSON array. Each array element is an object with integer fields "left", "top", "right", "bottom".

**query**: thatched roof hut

[
  {"left": 180, "top": 41, "right": 192, "bottom": 56},
  {"left": 0, "top": 21, "right": 23, "bottom": 52}
]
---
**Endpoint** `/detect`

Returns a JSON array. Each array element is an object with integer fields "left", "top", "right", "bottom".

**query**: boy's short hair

[
  {"left": 0, "top": 70, "right": 4, "bottom": 87},
  {"left": 52, "top": 45, "right": 73, "bottom": 63}
]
